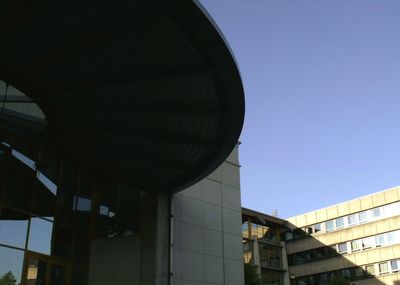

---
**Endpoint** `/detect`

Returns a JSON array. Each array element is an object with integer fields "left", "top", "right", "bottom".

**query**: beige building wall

[
  {"left": 287, "top": 186, "right": 400, "bottom": 227},
  {"left": 287, "top": 186, "right": 400, "bottom": 284}
]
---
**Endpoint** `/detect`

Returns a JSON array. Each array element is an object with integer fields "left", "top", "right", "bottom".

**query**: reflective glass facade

[
  {"left": 242, "top": 215, "right": 286, "bottom": 285},
  {"left": 0, "top": 142, "right": 141, "bottom": 285}
]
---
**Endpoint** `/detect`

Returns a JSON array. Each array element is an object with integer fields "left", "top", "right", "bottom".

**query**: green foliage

[
  {"left": 244, "top": 263, "right": 262, "bottom": 285},
  {"left": 0, "top": 271, "right": 17, "bottom": 285},
  {"left": 326, "top": 276, "right": 351, "bottom": 285}
]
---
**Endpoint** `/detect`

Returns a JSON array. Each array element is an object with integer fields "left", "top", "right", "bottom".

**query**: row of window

[
  {"left": 288, "top": 229, "right": 400, "bottom": 266},
  {"left": 300, "top": 202, "right": 400, "bottom": 236},
  {"left": 292, "top": 258, "right": 400, "bottom": 285}
]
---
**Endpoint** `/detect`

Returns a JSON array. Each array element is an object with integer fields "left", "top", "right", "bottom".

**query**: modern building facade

[
  {"left": 0, "top": 1, "right": 246, "bottom": 285},
  {"left": 286, "top": 186, "right": 400, "bottom": 285}
]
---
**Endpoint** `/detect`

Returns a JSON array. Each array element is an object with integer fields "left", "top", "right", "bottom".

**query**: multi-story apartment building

[
  {"left": 243, "top": 186, "right": 400, "bottom": 285},
  {"left": 286, "top": 186, "right": 400, "bottom": 285}
]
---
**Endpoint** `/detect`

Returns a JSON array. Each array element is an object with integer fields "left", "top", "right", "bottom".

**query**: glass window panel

[
  {"left": 392, "top": 230, "right": 400, "bottom": 243},
  {"left": 375, "top": 234, "right": 385, "bottom": 246},
  {"left": 316, "top": 247, "right": 325, "bottom": 258},
  {"left": 3, "top": 157, "right": 35, "bottom": 212},
  {"left": 372, "top": 207, "right": 382, "bottom": 218},
  {"left": 0, "top": 208, "right": 28, "bottom": 248},
  {"left": 0, "top": 148, "right": 9, "bottom": 202},
  {"left": 56, "top": 165, "right": 78, "bottom": 227},
  {"left": 0, "top": 246, "right": 24, "bottom": 285},
  {"left": 294, "top": 253, "right": 305, "bottom": 265},
  {"left": 391, "top": 260, "right": 400, "bottom": 271},
  {"left": 347, "top": 214, "right": 358, "bottom": 226},
  {"left": 379, "top": 262, "right": 389, "bottom": 274},
  {"left": 326, "top": 220, "right": 334, "bottom": 232},
  {"left": 3, "top": 102, "right": 45, "bottom": 120},
  {"left": 362, "top": 236, "right": 375, "bottom": 249},
  {"left": 338, "top": 243, "right": 347, "bottom": 253},
  {"left": 366, "top": 265, "right": 375, "bottom": 275},
  {"left": 37, "top": 172, "right": 57, "bottom": 195},
  {"left": 28, "top": 217, "right": 53, "bottom": 255},
  {"left": 285, "top": 232, "right": 293, "bottom": 241},
  {"left": 242, "top": 222, "right": 249, "bottom": 238},
  {"left": 26, "top": 258, "right": 47, "bottom": 285},
  {"left": 319, "top": 273, "right": 328, "bottom": 282},
  {"left": 73, "top": 196, "right": 91, "bottom": 234},
  {"left": 11, "top": 149, "right": 35, "bottom": 170},
  {"left": 358, "top": 211, "right": 369, "bottom": 223},
  {"left": 383, "top": 202, "right": 400, "bottom": 217},
  {"left": 74, "top": 174, "right": 92, "bottom": 234},
  {"left": 340, "top": 269, "right": 351, "bottom": 279},
  {"left": 354, "top": 267, "right": 364, "bottom": 277},
  {"left": 52, "top": 225, "right": 73, "bottom": 260},
  {"left": 32, "top": 181, "right": 57, "bottom": 221},
  {"left": 386, "top": 231, "right": 396, "bottom": 244},
  {"left": 314, "top": 223, "right": 322, "bottom": 233},
  {"left": 335, "top": 217, "right": 344, "bottom": 229},
  {"left": 351, "top": 240, "right": 362, "bottom": 252}
]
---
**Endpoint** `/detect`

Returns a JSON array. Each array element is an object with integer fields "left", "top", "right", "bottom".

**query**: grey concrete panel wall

[
  {"left": 171, "top": 145, "right": 244, "bottom": 285},
  {"left": 89, "top": 237, "right": 142, "bottom": 285}
]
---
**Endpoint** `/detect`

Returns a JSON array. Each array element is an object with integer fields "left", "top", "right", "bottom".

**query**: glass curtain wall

[{"left": 0, "top": 142, "right": 141, "bottom": 285}]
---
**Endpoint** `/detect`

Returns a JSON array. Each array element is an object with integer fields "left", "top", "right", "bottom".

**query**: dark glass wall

[{"left": 0, "top": 142, "right": 141, "bottom": 285}]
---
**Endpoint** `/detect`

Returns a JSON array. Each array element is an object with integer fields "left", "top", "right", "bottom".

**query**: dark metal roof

[{"left": 0, "top": 0, "right": 245, "bottom": 193}]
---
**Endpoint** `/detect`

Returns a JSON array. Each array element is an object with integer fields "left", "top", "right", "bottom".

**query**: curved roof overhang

[{"left": 0, "top": 0, "right": 245, "bottom": 193}]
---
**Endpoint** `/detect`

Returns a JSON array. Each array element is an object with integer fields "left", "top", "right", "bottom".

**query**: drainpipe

[{"left": 169, "top": 195, "right": 174, "bottom": 285}]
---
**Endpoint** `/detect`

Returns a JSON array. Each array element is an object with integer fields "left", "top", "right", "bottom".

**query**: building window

[
  {"left": 304, "top": 226, "right": 313, "bottom": 235},
  {"left": 242, "top": 222, "right": 249, "bottom": 239},
  {"left": 379, "top": 262, "right": 389, "bottom": 274},
  {"left": 335, "top": 217, "right": 344, "bottom": 229},
  {"left": 347, "top": 214, "right": 357, "bottom": 226},
  {"left": 285, "top": 232, "right": 293, "bottom": 241},
  {"left": 391, "top": 260, "right": 400, "bottom": 272},
  {"left": 319, "top": 273, "right": 328, "bottom": 283},
  {"left": 340, "top": 269, "right": 351, "bottom": 279},
  {"left": 338, "top": 243, "right": 347, "bottom": 254},
  {"left": 358, "top": 211, "right": 369, "bottom": 224},
  {"left": 362, "top": 236, "right": 375, "bottom": 249},
  {"left": 354, "top": 267, "right": 364, "bottom": 278},
  {"left": 386, "top": 230, "right": 400, "bottom": 244},
  {"left": 383, "top": 202, "right": 400, "bottom": 217},
  {"left": 375, "top": 234, "right": 386, "bottom": 247},
  {"left": 351, "top": 240, "right": 362, "bottom": 252},
  {"left": 326, "top": 220, "right": 334, "bottom": 232},
  {"left": 372, "top": 207, "right": 382, "bottom": 218},
  {"left": 313, "top": 223, "right": 322, "bottom": 234},
  {"left": 366, "top": 265, "right": 375, "bottom": 276}
]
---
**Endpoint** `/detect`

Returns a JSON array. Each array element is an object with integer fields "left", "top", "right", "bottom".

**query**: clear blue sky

[{"left": 200, "top": 0, "right": 400, "bottom": 218}]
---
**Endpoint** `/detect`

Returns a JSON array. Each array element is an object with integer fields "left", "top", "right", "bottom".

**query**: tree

[
  {"left": 244, "top": 263, "right": 262, "bottom": 285},
  {"left": 0, "top": 271, "right": 17, "bottom": 285},
  {"left": 326, "top": 276, "right": 351, "bottom": 285}
]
